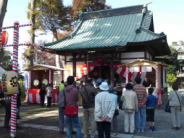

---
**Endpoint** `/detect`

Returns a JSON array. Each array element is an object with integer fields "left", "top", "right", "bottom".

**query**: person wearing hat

[{"left": 95, "top": 82, "right": 116, "bottom": 138}]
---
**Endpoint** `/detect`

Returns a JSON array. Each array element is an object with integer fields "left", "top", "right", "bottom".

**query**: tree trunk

[
  {"left": 31, "top": 0, "right": 36, "bottom": 44},
  {"left": 30, "top": 0, "right": 36, "bottom": 66},
  {"left": 0, "top": 0, "right": 8, "bottom": 31},
  {"left": 52, "top": 28, "right": 61, "bottom": 68}
]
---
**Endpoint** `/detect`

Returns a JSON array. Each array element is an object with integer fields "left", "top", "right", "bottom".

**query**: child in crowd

[{"left": 146, "top": 87, "right": 157, "bottom": 131}]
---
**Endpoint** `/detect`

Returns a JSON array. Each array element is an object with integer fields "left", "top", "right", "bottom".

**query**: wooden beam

[
  {"left": 110, "top": 53, "right": 114, "bottom": 86},
  {"left": 73, "top": 54, "right": 76, "bottom": 77}
]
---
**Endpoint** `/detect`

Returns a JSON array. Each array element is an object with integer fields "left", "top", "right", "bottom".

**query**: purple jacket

[{"left": 64, "top": 85, "right": 79, "bottom": 106}]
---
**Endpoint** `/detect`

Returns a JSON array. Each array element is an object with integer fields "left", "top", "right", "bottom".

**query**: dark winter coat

[{"left": 79, "top": 83, "right": 97, "bottom": 109}]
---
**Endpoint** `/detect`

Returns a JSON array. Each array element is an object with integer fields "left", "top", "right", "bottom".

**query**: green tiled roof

[{"left": 43, "top": 5, "right": 168, "bottom": 54}]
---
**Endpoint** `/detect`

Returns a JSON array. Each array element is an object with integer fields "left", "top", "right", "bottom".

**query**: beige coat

[{"left": 122, "top": 90, "right": 138, "bottom": 112}]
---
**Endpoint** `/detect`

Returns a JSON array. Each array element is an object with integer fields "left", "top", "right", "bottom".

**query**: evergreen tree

[
  {"left": 27, "top": 0, "right": 71, "bottom": 68},
  {"left": 72, "top": 0, "right": 110, "bottom": 19},
  {"left": 27, "top": 0, "right": 71, "bottom": 40}
]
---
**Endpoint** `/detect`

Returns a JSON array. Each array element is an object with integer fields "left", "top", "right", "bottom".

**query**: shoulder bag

[
  {"left": 64, "top": 89, "right": 78, "bottom": 117},
  {"left": 174, "top": 91, "right": 182, "bottom": 112},
  {"left": 165, "top": 100, "right": 171, "bottom": 113}
]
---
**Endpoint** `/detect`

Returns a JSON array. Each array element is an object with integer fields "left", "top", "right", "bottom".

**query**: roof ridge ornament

[{"left": 143, "top": 2, "right": 152, "bottom": 13}]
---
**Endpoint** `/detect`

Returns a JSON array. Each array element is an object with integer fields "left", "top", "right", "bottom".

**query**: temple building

[{"left": 42, "top": 5, "right": 170, "bottom": 89}]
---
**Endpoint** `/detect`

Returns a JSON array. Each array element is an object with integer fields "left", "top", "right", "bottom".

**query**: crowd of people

[
  {"left": 56, "top": 75, "right": 183, "bottom": 138},
  {"left": 0, "top": 75, "right": 183, "bottom": 138}
]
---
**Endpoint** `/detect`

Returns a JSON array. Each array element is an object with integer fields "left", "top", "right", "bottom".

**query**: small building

[
  {"left": 42, "top": 5, "right": 170, "bottom": 89},
  {"left": 25, "top": 64, "right": 68, "bottom": 104},
  {"left": 25, "top": 64, "right": 67, "bottom": 88}
]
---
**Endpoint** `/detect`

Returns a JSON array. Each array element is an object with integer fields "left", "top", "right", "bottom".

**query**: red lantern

[{"left": 0, "top": 31, "right": 8, "bottom": 46}]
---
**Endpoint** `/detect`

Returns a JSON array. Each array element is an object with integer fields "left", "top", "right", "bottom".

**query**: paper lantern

[
  {"left": 2, "top": 71, "right": 18, "bottom": 95},
  {"left": 0, "top": 31, "right": 8, "bottom": 45}
]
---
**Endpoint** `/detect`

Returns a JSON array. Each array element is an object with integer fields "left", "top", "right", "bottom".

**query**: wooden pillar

[
  {"left": 110, "top": 60, "right": 114, "bottom": 86},
  {"left": 61, "top": 70, "right": 64, "bottom": 81},
  {"left": 73, "top": 54, "right": 76, "bottom": 77},
  {"left": 29, "top": 71, "right": 32, "bottom": 88},
  {"left": 49, "top": 69, "right": 52, "bottom": 84},
  {"left": 163, "top": 66, "right": 167, "bottom": 88},
  {"left": 155, "top": 65, "right": 161, "bottom": 89},
  {"left": 125, "top": 66, "right": 129, "bottom": 83},
  {"left": 85, "top": 53, "right": 88, "bottom": 80}
]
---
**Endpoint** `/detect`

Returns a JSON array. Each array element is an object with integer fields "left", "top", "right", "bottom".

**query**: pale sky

[
  {"left": 2, "top": 0, "right": 184, "bottom": 69},
  {"left": 3, "top": 0, "right": 184, "bottom": 45}
]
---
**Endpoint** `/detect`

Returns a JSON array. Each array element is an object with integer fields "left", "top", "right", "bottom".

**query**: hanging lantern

[
  {"left": 0, "top": 31, "right": 8, "bottom": 46},
  {"left": 2, "top": 71, "right": 18, "bottom": 95}
]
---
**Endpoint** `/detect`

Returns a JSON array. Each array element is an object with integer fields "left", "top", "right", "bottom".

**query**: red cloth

[
  {"left": 28, "top": 88, "right": 58, "bottom": 104},
  {"left": 28, "top": 89, "right": 40, "bottom": 94},
  {"left": 53, "top": 88, "right": 59, "bottom": 94},
  {"left": 28, "top": 89, "right": 40, "bottom": 104}
]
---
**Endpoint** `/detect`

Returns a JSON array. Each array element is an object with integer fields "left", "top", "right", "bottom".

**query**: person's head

[
  {"left": 67, "top": 76, "right": 75, "bottom": 85},
  {"left": 99, "top": 82, "right": 109, "bottom": 91},
  {"left": 61, "top": 80, "right": 64, "bottom": 84},
  {"left": 172, "top": 82, "right": 179, "bottom": 91},
  {"left": 125, "top": 83, "right": 133, "bottom": 90},
  {"left": 148, "top": 87, "right": 154, "bottom": 95},
  {"left": 135, "top": 77, "right": 141, "bottom": 84},
  {"left": 42, "top": 84, "right": 45, "bottom": 88},
  {"left": 85, "top": 77, "right": 92, "bottom": 84},
  {"left": 109, "top": 85, "right": 115, "bottom": 93}
]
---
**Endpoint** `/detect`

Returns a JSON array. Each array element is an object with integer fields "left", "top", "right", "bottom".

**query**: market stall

[
  {"left": 119, "top": 59, "right": 167, "bottom": 89},
  {"left": 25, "top": 64, "right": 67, "bottom": 104}
]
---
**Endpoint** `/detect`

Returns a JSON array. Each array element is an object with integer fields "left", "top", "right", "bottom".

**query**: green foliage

[
  {"left": 27, "top": 0, "right": 71, "bottom": 38},
  {"left": 23, "top": 46, "right": 35, "bottom": 58},
  {"left": 0, "top": 47, "right": 12, "bottom": 70},
  {"left": 166, "top": 73, "right": 177, "bottom": 86},
  {"left": 72, "top": 0, "right": 109, "bottom": 19},
  {"left": 164, "top": 47, "right": 179, "bottom": 74}
]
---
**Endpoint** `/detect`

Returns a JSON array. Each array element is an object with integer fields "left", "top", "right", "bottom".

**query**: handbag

[
  {"left": 165, "top": 101, "right": 171, "bottom": 113},
  {"left": 114, "top": 109, "right": 119, "bottom": 116},
  {"left": 63, "top": 89, "right": 78, "bottom": 117},
  {"left": 64, "top": 105, "right": 78, "bottom": 117},
  {"left": 174, "top": 91, "right": 182, "bottom": 112}
]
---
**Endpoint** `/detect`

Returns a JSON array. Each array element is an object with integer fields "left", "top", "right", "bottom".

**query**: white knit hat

[{"left": 99, "top": 82, "right": 109, "bottom": 91}]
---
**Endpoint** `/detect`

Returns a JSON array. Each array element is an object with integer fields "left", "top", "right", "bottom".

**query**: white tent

[{"left": 0, "top": 67, "right": 6, "bottom": 79}]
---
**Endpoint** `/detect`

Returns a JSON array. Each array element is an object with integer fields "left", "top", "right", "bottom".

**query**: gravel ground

[
  {"left": 1, "top": 104, "right": 184, "bottom": 138},
  {"left": 0, "top": 127, "right": 64, "bottom": 138}
]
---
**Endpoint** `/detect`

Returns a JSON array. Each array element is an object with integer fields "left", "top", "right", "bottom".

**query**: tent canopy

[
  {"left": 121, "top": 59, "right": 167, "bottom": 67},
  {"left": 24, "top": 64, "right": 67, "bottom": 71}
]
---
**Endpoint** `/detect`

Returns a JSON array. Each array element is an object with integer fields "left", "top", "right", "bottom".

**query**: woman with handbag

[{"left": 168, "top": 82, "right": 182, "bottom": 130}]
